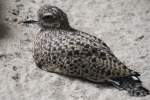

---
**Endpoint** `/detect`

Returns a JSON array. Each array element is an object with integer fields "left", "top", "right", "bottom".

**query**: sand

[{"left": 0, "top": 0, "right": 150, "bottom": 100}]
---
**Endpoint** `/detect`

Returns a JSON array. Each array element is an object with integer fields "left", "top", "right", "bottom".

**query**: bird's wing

[
  {"left": 75, "top": 30, "right": 112, "bottom": 51},
  {"left": 64, "top": 30, "right": 140, "bottom": 79},
  {"left": 49, "top": 30, "right": 139, "bottom": 80}
]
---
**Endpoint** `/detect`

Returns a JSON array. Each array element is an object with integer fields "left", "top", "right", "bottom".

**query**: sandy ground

[{"left": 0, "top": 0, "right": 150, "bottom": 100}]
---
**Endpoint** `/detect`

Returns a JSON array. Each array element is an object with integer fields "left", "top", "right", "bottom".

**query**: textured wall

[{"left": 0, "top": 0, "right": 150, "bottom": 100}]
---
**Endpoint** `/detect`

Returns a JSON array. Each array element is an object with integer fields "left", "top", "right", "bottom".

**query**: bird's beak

[{"left": 19, "top": 20, "right": 39, "bottom": 24}]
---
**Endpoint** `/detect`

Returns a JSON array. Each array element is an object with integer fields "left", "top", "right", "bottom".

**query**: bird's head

[{"left": 23, "top": 5, "right": 71, "bottom": 30}]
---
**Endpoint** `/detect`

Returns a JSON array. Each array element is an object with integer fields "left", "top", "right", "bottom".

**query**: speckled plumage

[
  {"left": 34, "top": 29, "right": 139, "bottom": 82},
  {"left": 25, "top": 5, "right": 149, "bottom": 96}
]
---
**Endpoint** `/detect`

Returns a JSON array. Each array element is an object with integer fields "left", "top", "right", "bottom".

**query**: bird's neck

[{"left": 40, "top": 24, "right": 74, "bottom": 31}]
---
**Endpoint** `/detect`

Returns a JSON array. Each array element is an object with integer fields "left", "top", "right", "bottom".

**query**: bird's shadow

[
  {"left": 64, "top": 74, "right": 113, "bottom": 89},
  {"left": 0, "top": 1, "right": 10, "bottom": 40},
  {"left": 0, "top": 22, "right": 10, "bottom": 39},
  {"left": 47, "top": 70, "right": 114, "bottom": 89}
]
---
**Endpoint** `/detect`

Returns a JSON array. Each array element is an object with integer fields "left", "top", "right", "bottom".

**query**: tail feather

[
  {"left": 110, "top": 76, "right": 150, "bottom": 96},
  {"left": 128, "top": 85, "right": 149, "bottom": 96}
]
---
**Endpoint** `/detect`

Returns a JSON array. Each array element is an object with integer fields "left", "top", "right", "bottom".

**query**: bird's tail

[{"left": 110, "top": 76, "right": 150, "bottom": 96}]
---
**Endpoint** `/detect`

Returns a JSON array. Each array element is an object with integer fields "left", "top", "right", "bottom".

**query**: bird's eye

[
  {"left": 43, "top": 15, "right": 53, "bottom": 20},
  {"left": 42, "top": 15, "right": 57, "bottom": 22}
]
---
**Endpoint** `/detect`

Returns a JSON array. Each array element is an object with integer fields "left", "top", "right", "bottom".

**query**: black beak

[{"left": 19, "top": 20, "right": 39, "bottom": 24}]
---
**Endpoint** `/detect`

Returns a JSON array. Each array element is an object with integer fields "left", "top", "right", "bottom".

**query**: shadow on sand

[{"left": 0, "top": 1, "right": 10, "bottom": 39}]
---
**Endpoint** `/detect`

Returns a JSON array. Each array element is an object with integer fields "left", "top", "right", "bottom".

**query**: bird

[{"left": 23, "top": 4, "right": 149, "bottom": 96}]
